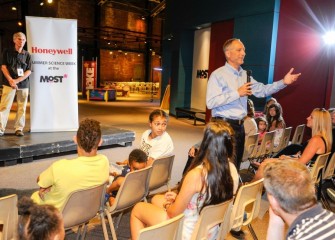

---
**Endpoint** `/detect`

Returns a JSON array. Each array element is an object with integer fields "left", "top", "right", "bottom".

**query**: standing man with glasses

[
  {"left": 0, "top": 32, "right": 32, "bottom": 136},
  {"left": 206, "top": 38, "right": 301, "bottom": 173}
]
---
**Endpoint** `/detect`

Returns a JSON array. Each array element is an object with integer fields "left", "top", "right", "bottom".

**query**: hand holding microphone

[{"left": 238, "top": 70, "right": 253, "bottom": 96}]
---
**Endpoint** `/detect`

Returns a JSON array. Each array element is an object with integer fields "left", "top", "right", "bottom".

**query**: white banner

[
  {"left": 191, "top": 27, "right": 211, "bottom": 110},
  {"left": 26, "top": 16, "right": 78, "bottom": 132}
]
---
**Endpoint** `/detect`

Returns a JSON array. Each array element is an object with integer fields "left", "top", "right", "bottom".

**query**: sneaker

[
  {"left": 230, "top": 229, "right": 245, "bottom": 239},
  {"left": 15, "top": 130, "right": 24, "bottom": 136},
  {"left": 0, "top": 130, "right": 4, "bottom": 136},
  {"left": 327, "top": 188, "right": 335, "bottom": 202}
]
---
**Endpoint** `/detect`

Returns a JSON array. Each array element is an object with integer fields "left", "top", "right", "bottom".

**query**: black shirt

[{"left": 1, "top": 48, "right": 32, "bottom": 89}]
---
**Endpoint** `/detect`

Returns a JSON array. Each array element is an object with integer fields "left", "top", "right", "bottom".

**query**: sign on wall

[
  {"left": 26, "top": 16, "right": 78, "bottom": 132},
  {"left": 82, "top": 60, "right": 97, "bottom": 95},
  {"left": 191, "top": 28, "right": 211, "bottom": 110}
]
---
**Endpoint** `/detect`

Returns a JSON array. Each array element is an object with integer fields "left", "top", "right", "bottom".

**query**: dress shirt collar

[{"left": 225, "top": 62, "right": 244, "bottom": 76}]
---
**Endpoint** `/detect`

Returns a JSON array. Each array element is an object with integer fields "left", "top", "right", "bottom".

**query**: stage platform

[{"left": 0, "top": 127, "right": 135, "bottom": 167}]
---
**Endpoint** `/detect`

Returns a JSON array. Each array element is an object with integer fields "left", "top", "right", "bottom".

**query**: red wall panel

[
  {"left": 274, "top": 0, "right": 335, "bottom": 138},
  {"left": 206, "top": 20, "right": 234, "bottom": 122}
]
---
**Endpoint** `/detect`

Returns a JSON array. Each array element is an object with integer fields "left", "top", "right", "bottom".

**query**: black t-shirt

[{"left": 1, "top": 48, "right": 32, "bottom": 89}]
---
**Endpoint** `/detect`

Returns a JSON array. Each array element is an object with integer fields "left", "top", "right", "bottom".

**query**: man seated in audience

[
  {"left": 264, "top": 159, "right": 335, "bottom": 240},
  {"left": 31, "top": 118, "right": 109, "bottom": 210},
  {"left": 106, "top": 148, "right": 147, "bottom": 205}
]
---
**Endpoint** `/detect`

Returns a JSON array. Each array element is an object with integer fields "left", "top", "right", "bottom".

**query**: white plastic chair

[
  {"left": 137, "top": 213, "right": 184, "bottom": 240},
  {"left": 190, "top": 199, "right": 234, "bottom": 240},
  {"left": 104, "top": 166, "right": 152, "bottom": 240},
  {"left": 242, "top": 133, "right": 259, "bottom": 162},
  {"left": 0, "top": 194, "right": 18, "bottom": 240},
  {"left": 272, "top": 127, "right": 292, "bottom": 155},
  {"left": 291, "top": 124, "right": 305, "bottom": 145},
  {"left": 310, "top": 153, "right": 331, "bottom": 185},
  {"left": 61, "top": 183, "right": 108, "bottom": 240},
  {"left": 147, "top": 155, "right": 175, "bottom": 195},
  {"left": 323, "top": 153, "right": 335, "bottom": 180},
  {"left": 230, "top": 179, "right": 264, "bottom": 240}
]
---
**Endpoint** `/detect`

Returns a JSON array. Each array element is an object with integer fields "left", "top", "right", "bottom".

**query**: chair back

[
  {"left": 323, "top": 154, "right": 335, "bottom": 180},
  {"left": 61, "top": 183, "right": 106, "bottom": 229},
  {"left": 190, "top": 199, "right": 233, "bottom": 240},
  {"left": 291, "top": 124, "right": 305, "bottom": 145},
  {"left": 109, "top": 166, "right": 152, "bottom": 213},
  {"left": 310, "top": 153, "right": 331, "bottom": 184},
  {"left": 230, "top": 179, "right": 263, "bottom": 230},
  {"left": 242, "top": 133, "right": 259, "bottom": 161},
  {"left": 137, "top": 214, "right": 184, "bottom": 240},
  {"left": 148, "top": 155, "right": 175, "bottom": 192},
  {"left": 0, "top": 194, "right": 18, "bottom": 240},
  {"left": 272, "top": 127, "right": 292, "bottom": 154},
  {"left": 254, "top": 131, "right": 275, "bottom": 160}
]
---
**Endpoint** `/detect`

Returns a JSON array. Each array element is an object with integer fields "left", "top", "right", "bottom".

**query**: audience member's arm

[
  {"left": 280, "top": 136, "right": 323, "bottom": 165},
  {"left": 189, "top": 141, "right": 201, "bottom": 157},
  {"left": 266, "top": 207, "right": 285, "bottom": 240},
  {"left": 106, "top": 177, "right": 125, "bottom": 194},
  {"left": 165, "top": 168, "right": 201, "bottom": 218}
]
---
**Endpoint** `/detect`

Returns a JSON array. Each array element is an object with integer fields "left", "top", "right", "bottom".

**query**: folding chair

[
  {"left": 290, "top": 124, "right": 305, "bottom": 145},
  {"left": 248, "top": 131, "right": 275, "bottom": 173},
  {"left": 309, "top": 152, "right": 331, "bottom": 200},
  {"left": 230, "top": 179, "right": 264, "bottom": 240},
  {"left": 147, "top": 155, "right": 175, "bottom": 198},
  {"left": 242, "top": 133, "right": 259, "bottom": 162},
  {"left": 104, "top": 166, "right": 152, "bottom": 240},
  {"left": 137, "top": 214, "right": 184, "bottom": 240},
  {"left": 61, "top": 183, "right": 108, "bottom": 240},
  {"left": 190, "top": 199, "right": 233, "bottom": 240},
  {"left": 272, "top": 127, "right": 292, "bottom": 155},
  {"left": 0, "top": 194, "right": 18, "bottom": 240}
]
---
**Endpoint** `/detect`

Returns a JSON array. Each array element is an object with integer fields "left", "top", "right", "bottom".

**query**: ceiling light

[
  {"left": 47, "top": 0, "right": 53, "bottom": 3},
  {"left": 12, "top": 6, "right": 17, "bottom": 11},
  {"left": 40, "top": 2, "right": 44, "bottom": 6},
  {"left": 323, "top": 31, "right": 335, "bottom": 45}
]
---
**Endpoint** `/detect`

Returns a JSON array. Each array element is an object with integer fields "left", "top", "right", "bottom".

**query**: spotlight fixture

[
  {"left": 40, "top": 2, "right": 44, "bottom": 6},
  {"left": 141, "top": 16, "right": 146, "bottom": 20},
  {"left": 18, "top": 21, "right": 22, "bottom": 26},
  {"left": 323, "top": 31, "right": 335, "bottom": 45},
  {"left": 12, "top": 6, "right": 17, "bottom": 11},
  {"left": 47, "top": 0, "right": 53, "bottom": 3}
]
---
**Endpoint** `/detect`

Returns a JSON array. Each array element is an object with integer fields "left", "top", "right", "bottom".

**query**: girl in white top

[
  {"left": 130, "top": 121, "right": 239, "bottom": 240},
  {"left": 140, "top": 109, "right": 174, "bottom": 165}
]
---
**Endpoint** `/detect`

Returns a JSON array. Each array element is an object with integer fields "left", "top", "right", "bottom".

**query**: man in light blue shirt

[{"left": 206, "top": 38, "right": 301, "bottom": 172}]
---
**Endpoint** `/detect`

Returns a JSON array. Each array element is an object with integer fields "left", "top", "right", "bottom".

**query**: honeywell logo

[{"left": 31, "top": 47, "right": 73, "bottom": 55}]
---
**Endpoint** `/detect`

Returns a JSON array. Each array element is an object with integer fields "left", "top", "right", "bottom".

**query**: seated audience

[
  {"left": 254, "top": 108, "right": 332, "bottom": 180},
  {"left": 264, "top": 159, "right": 335, "bottom": 240},
  {"left": 255, "top": 116, "right": 268, "bottom": 144},
  {"left": 244, "top": 99, "right": 258, "bottom": 141},
  {"left": 263, "top": 97, "right": 277, "bottom": 115},
  {"left": 130, "top": 121, "right": 239, "bottom": 240},
  {"left": 266, "top": 102, "right": 286, "bottom": 147},
  {"left": 106, "top": 149, "right": 147, "bottom": 205},
  {"left": 31, "top": 119, "right": 109, "bottom": 210},
  {"left": 118, "top": 109, "right": 174, "bottom": 166},
  {"left": 18, "top": 196, "right": 65, "bottom": 240}
]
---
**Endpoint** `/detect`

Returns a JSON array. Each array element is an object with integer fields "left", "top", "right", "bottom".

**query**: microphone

[{"left": 246, "top": 70, "right": 252, "bottom": 83}]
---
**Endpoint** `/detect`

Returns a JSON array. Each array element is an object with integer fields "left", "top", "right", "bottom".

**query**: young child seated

[
  {"left": 106, "top": 149, "right": 148, "bottom": 205},
  {"left": 255, "top": 116, "right": 268, "bottom": 144}
]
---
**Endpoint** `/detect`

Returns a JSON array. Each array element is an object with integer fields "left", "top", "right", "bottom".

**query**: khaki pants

[{"left": 0, "top": 85, "right": 29, "bottom": 132}]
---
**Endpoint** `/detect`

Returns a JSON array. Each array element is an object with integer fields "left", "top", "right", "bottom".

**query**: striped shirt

[{"left": 287, "top": 204, "right": 335, "bottom": 240}]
